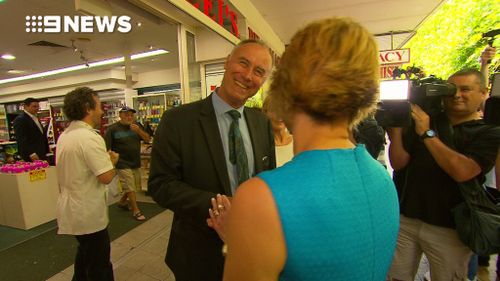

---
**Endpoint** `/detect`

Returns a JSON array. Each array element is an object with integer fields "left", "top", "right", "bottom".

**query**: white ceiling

[
  {"left": 0, "top": 0, "right": 180, "bottom": 82},
  {"left": 0, "top": 0, "right": 446, "bottom": 87},
  {"left": 250, "top": 0, "right": 445, "bottom": 50}
]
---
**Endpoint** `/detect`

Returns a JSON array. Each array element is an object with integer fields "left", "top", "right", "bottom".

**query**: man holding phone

[{"left": 105, "top": 106, "right": 151, "bottom": 221}]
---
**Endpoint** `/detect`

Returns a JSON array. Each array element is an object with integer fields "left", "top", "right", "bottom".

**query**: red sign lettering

[
  {"left": 204, "top": 0, "right": 215, "bottom": 20},
  {"left": 380, "top": 65, "right": 401, "bottom": 79},
  {"left": 248, "top": 27, "right": 260, "bottom": 40},
  {"left": 230, "top": 12, "right": 239, "bottom": 37},
  {"left": 379, "top": 49, "right": 410, "bottom": 65},
  {"left": 187, "top": 0, "right": 239, "bottom": 37}
]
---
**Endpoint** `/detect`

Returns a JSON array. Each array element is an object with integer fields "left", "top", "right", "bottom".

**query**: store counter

[{"left": 0, "top": 167, "right": 58, "bottom": 230}]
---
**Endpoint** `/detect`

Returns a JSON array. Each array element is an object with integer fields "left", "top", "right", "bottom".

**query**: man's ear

[
  {"left": 481, "top": 88, "right": 489, "bottom": 100},
  {"left": 85, "top": 103, "right": 92, "bottom": 114}
]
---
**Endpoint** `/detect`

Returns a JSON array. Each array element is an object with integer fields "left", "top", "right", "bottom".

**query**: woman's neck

[{"left": 291, "top": 112, "right": 354, "bottom": 155}]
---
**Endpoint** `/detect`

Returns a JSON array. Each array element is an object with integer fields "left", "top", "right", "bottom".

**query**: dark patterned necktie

[{"left": 227, "top": 110, "right": 249, "bottom": 185}]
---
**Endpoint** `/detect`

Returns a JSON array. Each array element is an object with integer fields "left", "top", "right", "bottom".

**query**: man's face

[
  {"left": 88, "top": 96, "right": 104, "bottom": 128},
  {"left": 218, "top": 43, "right": 272, "bottom": 108},
  {"left": 119, "top": 111, "right": 135, "bottom": 125},
  {"left": 25, "top": 102, "right": 39, "bottom": 115},
  {"left": 444, "top": 74, "right": 487, "bottom": 119}
]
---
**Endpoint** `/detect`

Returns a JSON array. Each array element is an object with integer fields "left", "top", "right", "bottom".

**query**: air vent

[{"left": 28, "top": 41, "right": 69, "bottom": 48}]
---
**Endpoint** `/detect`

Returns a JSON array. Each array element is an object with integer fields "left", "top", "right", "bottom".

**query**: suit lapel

[
  {"left": 24, "top": 113, "right": 43, "bottom": 135},
  {"left": 199, "top": 96, "right": 232, "bottom": 195}
]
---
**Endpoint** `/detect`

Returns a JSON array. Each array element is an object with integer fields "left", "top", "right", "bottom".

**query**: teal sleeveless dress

[{"left": 258, "top": 145, "right": 399, "bottom": 281}]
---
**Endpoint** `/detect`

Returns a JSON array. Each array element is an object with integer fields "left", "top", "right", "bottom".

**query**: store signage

[
  {"left": 248, "top": 27, "right": 260, "bottom": 40},
  {"left": 186, "top": 0, "right": 239, "bottom": 37},
  {"left": 380, "top": 65, "right": 401, "bottom": 80},
  {"left": 29, "top": 169, "right": 47, "bottom": 182},
  {"left": 379, "top": 49, "right": 410, "bottom": 65},
  {"left": 25, "top": 15, "right": 132, "bottom": 33},
  {"left": 247, "top": 27, "right": 280, "bottom": 65}
]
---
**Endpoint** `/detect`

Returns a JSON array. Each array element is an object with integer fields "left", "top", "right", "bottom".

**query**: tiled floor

[{"left": 47, "top": 192, "right": 176, "bottom": 281}]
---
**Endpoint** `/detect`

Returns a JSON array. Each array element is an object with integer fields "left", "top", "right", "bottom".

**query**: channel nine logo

[{"left": 25, "top": 15, "right": 132, "bottom": 33}]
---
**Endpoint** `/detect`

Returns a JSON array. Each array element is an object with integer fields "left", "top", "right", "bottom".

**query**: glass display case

[{"left": 132, "top": 91, "right": 181, "bottom": 135}]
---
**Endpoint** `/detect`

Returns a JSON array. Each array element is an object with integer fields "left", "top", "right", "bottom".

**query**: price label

[{"left": 29, "top": 169, "right": 47, "bottom": 182}]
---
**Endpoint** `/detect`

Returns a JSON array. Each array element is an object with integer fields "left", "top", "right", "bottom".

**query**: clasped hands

[{"left": 207, "top": 194, "right": 231, "bottom": 242}]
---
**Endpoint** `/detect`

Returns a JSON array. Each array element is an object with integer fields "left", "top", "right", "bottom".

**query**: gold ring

[{"left": 217, "top": 204, "right": 224, "bottom": 209}]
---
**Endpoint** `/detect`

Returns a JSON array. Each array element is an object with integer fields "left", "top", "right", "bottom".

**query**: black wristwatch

[{"left": 420, "top": 129, "right": 436, "bottom": 140}]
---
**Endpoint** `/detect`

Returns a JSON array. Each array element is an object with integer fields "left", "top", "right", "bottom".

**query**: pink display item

[{"left": 0, "top": 160, "right": 50, "bottom": 173}]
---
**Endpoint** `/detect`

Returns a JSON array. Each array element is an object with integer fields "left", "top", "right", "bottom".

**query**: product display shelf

[
  {"left": 50, "top": 106, "right": 69, "bottom": 143},
  {"left": 133, "top": 92, "right": 181, "bottom": 134},
  {"left": 100, "top": 100, "right": 124, "bottom": 136},
  {"left": 0, "top": 105, "right": 8, "bottom": 142}
]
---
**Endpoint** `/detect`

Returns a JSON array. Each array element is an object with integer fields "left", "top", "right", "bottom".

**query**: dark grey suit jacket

[
  {"left": 148, "top": 95, "right": 276, "bottom": 281},
  {"left": 13, "top": 112, "right": 49, "bottom": 162}
]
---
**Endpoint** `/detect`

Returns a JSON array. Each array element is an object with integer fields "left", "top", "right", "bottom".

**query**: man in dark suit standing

[
  {"left": 148, "top": 39, "right": 276, "bottom": 281},
  {"left": 13, "top": 97, "right": 49, "bottom": 162}
]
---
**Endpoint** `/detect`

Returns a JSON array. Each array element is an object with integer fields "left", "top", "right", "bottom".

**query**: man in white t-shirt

[{"left": 56, "top": 87, "right": 119, "bottom": 281}]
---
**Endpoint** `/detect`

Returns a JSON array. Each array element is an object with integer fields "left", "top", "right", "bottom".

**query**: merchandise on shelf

[
  {"left": 0, "top": 105, "right": 8, "bottom": 141},
  {"left": 100, "top": 100, "right": 124, "bottom": 136},
  {"left": 50, "top": 106, "right": 69, "bottom": 143},
  {"left": 132, "top": 91, "right": 181, "bottom": 135},
  {"left": 0, "top": 160, "right": 49, "bottom": 173}
]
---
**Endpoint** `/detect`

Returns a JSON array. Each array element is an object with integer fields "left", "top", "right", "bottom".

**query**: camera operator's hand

[
  {"left": 410, "top": 104, "right": 430, "bottom": 136},
  {"left": 480, "top": 46, "right": 496, "bottom": 66},
  {"left": 386, "top": 127, "right": 410, "bottom": 171}
]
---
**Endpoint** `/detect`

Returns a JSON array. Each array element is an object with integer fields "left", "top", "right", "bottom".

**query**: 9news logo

[{"left": 25, "top": 15, "right": 132, "bottom": 33}]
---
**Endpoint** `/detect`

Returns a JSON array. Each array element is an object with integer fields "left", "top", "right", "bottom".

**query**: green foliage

[{"left": 404, "top": 0, "right": 499, "bottom": 80}]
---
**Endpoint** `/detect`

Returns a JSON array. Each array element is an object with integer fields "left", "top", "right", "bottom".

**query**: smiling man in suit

[
  {"left": 13, "top": 97, "right": 49, "bottom": 162},
  {"left": 148, "top": 39, "right": 276, "bottom": 281}
]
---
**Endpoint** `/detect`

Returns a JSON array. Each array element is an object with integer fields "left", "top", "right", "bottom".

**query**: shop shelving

[{"left": 132, "top": 91, "right": 181, "bottom": 135}]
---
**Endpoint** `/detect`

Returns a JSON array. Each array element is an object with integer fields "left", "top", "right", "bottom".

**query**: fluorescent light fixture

[
  {"left": 131, "top": 49, "right": 168, "bottom": 59},
  {"left": 7, "top": 69, "right": 26, "bottom": 74},
  {"left": 1, "top": 54, "right": 16, "bottom": 60},
  {"left": 0, "top": 49, "right": 168, "bottom": 85}
]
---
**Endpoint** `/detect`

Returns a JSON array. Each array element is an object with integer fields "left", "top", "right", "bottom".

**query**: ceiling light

[
  {"left": 0, "top": 49, "right": 169, "bottom": 85},
  {"left": 131, "top": 49, "right": 168, "bottom": 59},
  {"left": 1, "top": 54, "right": 16, "bottom": 60}
]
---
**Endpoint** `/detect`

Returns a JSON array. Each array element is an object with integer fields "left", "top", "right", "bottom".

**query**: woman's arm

[{"left": 223, "top": 177, "right": 287, "bottom": 281}]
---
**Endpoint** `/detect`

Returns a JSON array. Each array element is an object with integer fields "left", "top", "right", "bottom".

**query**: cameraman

[{"left": 387, "top": 69, "right": 500, "bottom": 281}]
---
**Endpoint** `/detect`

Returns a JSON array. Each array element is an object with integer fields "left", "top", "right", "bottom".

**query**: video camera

[{"left": 375, "top": 75, "right": 456, "bottom": 127}]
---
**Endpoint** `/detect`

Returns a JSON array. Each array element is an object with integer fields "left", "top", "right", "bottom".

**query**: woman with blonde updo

[{"left": 208, "top": 17, "right": 400, "bottom": 281}]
